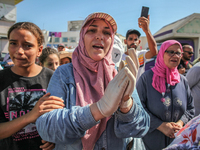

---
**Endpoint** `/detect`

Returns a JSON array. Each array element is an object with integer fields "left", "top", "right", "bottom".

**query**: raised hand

[
  {"left": 138, "top": 15, "right": 150, "bottom": 33},
  {"left": 118, "top": 48, "right": 139, "bottom": 110},
  {"left": 96, "top": 66, "right": 134, "bottom": 117}
]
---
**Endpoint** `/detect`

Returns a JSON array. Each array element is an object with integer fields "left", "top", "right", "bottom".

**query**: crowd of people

[{"left": 0, "top": 11, "right": 199, "bottom": 150}]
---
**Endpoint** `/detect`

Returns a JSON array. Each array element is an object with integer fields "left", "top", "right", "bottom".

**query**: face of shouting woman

[{"left": 84, "top": 20, "right": 112, "bottom": 61}]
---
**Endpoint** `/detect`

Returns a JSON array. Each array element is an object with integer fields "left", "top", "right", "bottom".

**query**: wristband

[{"left": 120, "top": 96, "right": 132, "bottom": 108}]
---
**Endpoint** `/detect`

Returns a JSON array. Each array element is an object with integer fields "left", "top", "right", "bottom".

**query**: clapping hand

[
  {"left": 118, "top": 48, "right": 139, "bottom": 111},
  {"left": 96, "top": 48, "right": 139, "bottom": 117}
]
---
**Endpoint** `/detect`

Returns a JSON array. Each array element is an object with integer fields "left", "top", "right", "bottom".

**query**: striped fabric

[{"left": 82, "top": 12, "right": 117, "bottom": 33}]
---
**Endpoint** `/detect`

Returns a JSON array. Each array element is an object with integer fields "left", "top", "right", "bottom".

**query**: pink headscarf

[
  {"left": 151, "top": 40, "right": 183, "bottom": 93},
  {"left": 72, "top": 15, "right": 117, "bottom": 149}
]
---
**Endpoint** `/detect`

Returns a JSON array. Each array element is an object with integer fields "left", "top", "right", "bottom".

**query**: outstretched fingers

[
  {"left": 116, "top": 67, "right": 129, "bottom": 90},
  {"left": 126, "top": 56, "right": 138, "bottom": 78},
  {"left": 36, "top": 94, "right": 65, "bottom": 117},
  {"left": 124, "top": 67, "right": 136, "bottom": 96},
  {"left": 40, "top": 101, "right": 65, "bottom": 111},
  {"left": 118, "top": 60, "right": 126, "bottom": 72},
  {"left": 128, "top": 48, "right": 139, "bottom": 70}
]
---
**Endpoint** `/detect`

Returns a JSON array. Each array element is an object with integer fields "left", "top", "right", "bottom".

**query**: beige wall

[{"left": 0, "top": 21, "right": 14, "bottom": 35}]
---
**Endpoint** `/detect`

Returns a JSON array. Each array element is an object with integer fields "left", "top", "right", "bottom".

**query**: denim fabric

[{"left": 36, "top": 63, "right": 150, "bottom": 150}]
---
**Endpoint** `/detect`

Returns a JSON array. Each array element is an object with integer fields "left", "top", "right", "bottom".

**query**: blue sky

[{"left": 16, "top": 0, "right": 200, "bottom": 37}]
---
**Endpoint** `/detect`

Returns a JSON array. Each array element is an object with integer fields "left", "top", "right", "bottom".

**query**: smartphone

[{"left": 141, "top": 6, "right": 149, "bottom": 18}]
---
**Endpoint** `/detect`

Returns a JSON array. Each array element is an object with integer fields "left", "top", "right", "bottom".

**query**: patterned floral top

[{"left": 164, "top": 115, "right": 200, "bottom": 150}]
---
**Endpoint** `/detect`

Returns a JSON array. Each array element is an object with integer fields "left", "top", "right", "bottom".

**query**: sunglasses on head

[
  {"left": 184, "top": 51, "right": 194, "bottom": 55},
  {"left": 165, "top": 50, "right": 182, "bottom": 57}
]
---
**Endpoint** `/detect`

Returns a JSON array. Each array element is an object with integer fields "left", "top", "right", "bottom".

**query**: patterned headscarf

[
  {"left": 72, "top": 12, "right": 117, "bottom": 150},
  {"left": 151, "top": 40, "right": 183, "bottom": 93}
]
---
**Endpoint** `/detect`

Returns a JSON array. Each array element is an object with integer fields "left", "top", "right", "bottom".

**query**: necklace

[
  {"left": 166, "top": 84, "right": 170, "bottom": 93},
  {"left": 161, "top": 84, "right": 170, "bottom": 102}
]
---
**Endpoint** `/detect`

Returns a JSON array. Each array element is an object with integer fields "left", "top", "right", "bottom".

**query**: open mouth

[
  {"left": 171, "top": 60, "right": 178, "bottom": 62},
  {"left": 93, "top": 45, "right": 104, "bottom": 49}
]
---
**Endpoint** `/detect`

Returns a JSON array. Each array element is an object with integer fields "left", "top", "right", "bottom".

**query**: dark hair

[
  {"left": 7, "top": 22, "right": 44, "bottom": 46},
  {"left": 65, "top": 57, "right": 72, "bottom": 63},
  {"left": 126, "top": 29, "right": 141, "bottom": 39},
  {"left": 39, "top": 47, "right": 60, "bottom": 65}
]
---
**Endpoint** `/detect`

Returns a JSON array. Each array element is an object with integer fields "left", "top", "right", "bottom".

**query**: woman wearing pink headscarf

[
  {"left": 36, "top": 12, "right": 150, "bottom": 150},
  {"left": 136, "top": 40, "right": 194, "bottom": 150}
]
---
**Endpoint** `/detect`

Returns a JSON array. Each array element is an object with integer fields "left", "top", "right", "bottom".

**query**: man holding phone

[
  {"left": 122, "top": 14, "right": 158, "bottom": 81},
  {"left": 121, "top": 9, "right": 158, "bottom": 150},
  {"left": 122, "top": 15, "right": 158, "bottom": 81}
]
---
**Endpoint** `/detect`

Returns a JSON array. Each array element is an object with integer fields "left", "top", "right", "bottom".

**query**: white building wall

[
  {"left": 0, "top": 1, "right": 17, "bottom": 54},
  {"left": 46, "top": 31, "right": 80, "bottom": 49},
  {"left": 61, "top": 31, "right": 80, "bottom": 48}
]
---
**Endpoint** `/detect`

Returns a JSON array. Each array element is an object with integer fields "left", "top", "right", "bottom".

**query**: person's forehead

[
  {"left": 167, "top": 44, "right": 181, "bottom": 50},
  {"left": 47, "top": 54, "right": 59, "bottom": 59},
  {"left": 89, "top": 20, "right": 110, "bottom": 29},
  {"left": 61, "top": 57, "right": 70, "bottom": 61},
  {"left": 128, "top": 33, "right": 139, "bottom": 39},
  {"left": 184, "top": 47, "right": 193, "bottom": 51},
  {"left": 9, "top": 29, "right": 37, "bottom": 41}
]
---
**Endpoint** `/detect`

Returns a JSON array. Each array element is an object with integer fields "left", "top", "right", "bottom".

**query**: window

[
  {"left": 69, "top": 37, "right": 76, "bottom": 43},
  {"left": 54, "top": 37, "right": 60, "bottom": 43},
  {"left": 62, "top": 37, "right": 68, "bottom": 42}
]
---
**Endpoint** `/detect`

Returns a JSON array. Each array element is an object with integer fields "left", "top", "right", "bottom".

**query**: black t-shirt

[{"left": 0, "top": 67, "right": 54, "bottom": 150}]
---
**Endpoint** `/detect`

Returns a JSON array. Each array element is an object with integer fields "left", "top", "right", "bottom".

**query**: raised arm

[{"left": 138, "top": 15, "right": 158, "bottom": 59}]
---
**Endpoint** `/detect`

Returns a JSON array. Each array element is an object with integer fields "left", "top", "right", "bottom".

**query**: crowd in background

[{"left": 0, "top": 11, "right": 200, "bottom": 150}]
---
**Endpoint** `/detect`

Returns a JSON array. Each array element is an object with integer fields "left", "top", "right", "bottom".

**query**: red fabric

[
  {"left": 185, "top": 61, "right": 189, "bottom": 68},
  {"left": 72, "top": 18, "right": 117, "bottom": 150}
]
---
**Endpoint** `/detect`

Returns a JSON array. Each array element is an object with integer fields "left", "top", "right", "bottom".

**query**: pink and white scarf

[{"left": 72, "top": 18, "right": 117, "bottom": 150}]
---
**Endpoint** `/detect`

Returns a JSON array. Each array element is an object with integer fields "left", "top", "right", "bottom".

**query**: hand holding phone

[{"left": 141, "top": 6, "right": 149, "bottom": 18}]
